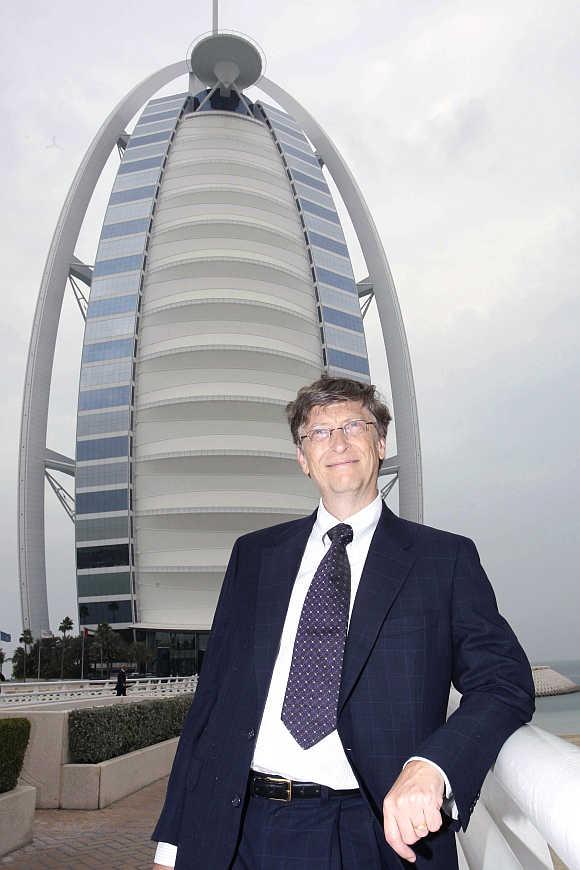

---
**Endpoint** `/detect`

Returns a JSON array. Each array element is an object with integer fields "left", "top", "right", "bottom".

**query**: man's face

[{"left": 296, "top": 400, "right": 385, "bottom": 507}]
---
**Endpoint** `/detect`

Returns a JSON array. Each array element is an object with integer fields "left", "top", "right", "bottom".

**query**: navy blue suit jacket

[{"left": 153, "top": 505, "right": 534, "bottom": 869}]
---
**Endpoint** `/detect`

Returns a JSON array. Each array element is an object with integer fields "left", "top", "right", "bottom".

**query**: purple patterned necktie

[{"left": 281, "top": 522, "right": 353, "bottom": 749}]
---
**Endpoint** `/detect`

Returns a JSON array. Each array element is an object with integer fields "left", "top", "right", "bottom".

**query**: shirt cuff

[
  {"left": 403, "top": 756, "right": 459, "bottom": 820},
  {"left": 154, "top": 841, "right": 177, "bottom": 867}
]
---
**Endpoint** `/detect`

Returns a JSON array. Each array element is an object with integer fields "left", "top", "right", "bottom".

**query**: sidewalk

[
  {"left": 1, "top": 777, "right": 167, "bottom": 869},
  {"left": 0, "top": 772, "right": 569, "bottom": 870}
]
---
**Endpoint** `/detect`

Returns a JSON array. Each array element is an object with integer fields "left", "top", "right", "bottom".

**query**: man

[{"left": 153, "top": 376, "right": 534, "bottom": 869}]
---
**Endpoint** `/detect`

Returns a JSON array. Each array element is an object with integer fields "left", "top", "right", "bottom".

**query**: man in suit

[{"left": 153, "top": 376, "right": 534, "bottom": 869}]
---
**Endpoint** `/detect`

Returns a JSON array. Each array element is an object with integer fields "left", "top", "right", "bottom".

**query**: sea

[{"left": 531, "top": 658, "right": 580, "bottom": 736}]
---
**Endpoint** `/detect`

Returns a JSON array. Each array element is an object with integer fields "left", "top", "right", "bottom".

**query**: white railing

[
  {"left": 449, "top": 689, "right": 580, "bottom": 870},
  {"left": 0, "top": 675, "right": 198, "bottom": 706}
]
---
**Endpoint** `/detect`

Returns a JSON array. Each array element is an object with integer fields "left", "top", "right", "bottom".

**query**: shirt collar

[{"left": 314, "top": 493, "right": 383, "bottom": 544}]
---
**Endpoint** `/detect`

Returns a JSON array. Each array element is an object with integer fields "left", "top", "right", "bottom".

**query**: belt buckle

[{"left": 265, "top": 775, "right": 292, "bottom": 802}]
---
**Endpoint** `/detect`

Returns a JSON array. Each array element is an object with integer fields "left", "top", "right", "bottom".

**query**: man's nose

[{"left": 329, "top": 428, "right": 349, "bottom": 450}]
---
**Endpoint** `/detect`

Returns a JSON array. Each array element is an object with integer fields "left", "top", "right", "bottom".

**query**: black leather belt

[{"left": 250, "top": 771, "right": 360, "bottom": 802}]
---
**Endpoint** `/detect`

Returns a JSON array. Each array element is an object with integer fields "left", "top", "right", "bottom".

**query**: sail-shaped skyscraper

[{"left": 18, "top": 32, "right": 422, "bottom": 672}]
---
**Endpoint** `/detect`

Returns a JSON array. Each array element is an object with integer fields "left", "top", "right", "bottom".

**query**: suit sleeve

[
  {"left": 152, "top": 538, "right": 241, "bottom": 845},
  {"left": 412, "top": 536, "right": 535, "bottom": 832}
]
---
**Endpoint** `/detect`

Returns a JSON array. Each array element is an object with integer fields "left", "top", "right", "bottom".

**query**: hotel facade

[{"left": 18, "top": 33, "right": 422, "bottom": 674}]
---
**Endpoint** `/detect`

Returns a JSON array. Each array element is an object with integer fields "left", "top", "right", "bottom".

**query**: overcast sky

[{"left": 1, "top": 0, "right": 578, "bottom": 665}]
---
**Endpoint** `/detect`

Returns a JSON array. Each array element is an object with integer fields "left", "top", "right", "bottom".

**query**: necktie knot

[{"left": 327, "top": 523, "right": 353, "bottom": 548}]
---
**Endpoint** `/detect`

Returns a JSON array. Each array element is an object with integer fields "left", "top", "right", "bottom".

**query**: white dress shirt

[{"left": 155, "top": 494, "right": 454, "bottom": 867}]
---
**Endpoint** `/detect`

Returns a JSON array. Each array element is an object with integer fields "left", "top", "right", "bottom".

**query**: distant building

[{"left": 18, "top": 33, "right": 422, "bottom": 674}]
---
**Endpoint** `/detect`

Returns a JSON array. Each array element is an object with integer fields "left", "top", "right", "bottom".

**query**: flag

[{"left": 0, "top": 631, "right": 11, "bottom": 642}]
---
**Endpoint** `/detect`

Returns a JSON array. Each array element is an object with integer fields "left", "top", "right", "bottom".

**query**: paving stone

[{"left": 1, "top": 777, "right": 167, "bottom": 870}]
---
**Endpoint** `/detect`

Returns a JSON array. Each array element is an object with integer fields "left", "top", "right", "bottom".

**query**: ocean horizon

[{"left": 531, "top": 658, "right": 580, "bottom": 736}]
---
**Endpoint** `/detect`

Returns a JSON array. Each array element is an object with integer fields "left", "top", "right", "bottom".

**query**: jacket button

[
  {"left": 247, "top": 728, "right": 256, "bottom": 739},
  {"left": 231, "top": 794, "right": 241, "bottom": 807}
]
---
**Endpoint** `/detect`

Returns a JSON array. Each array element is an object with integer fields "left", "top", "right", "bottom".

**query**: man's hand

[
  {"left": 153, "top": 864, "right": 173, "bottom": 869},
  {"left": 382, "top": 760, "right": 444, "bottom": 863}
]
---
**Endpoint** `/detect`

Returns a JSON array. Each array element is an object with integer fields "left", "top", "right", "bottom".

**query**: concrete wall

[
  {"left": 0, "top": 785, "right": 36, "bottom": 857},
  {"left": 0, "top": 710, "right": 68, "bottom": 808},
  {"left": 60, "top": 737, "right": 178, "bottom": 809}
]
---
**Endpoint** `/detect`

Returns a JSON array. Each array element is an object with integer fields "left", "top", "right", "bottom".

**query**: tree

[
  {"left": 128, "top": 641, "right": 155, "bottom": 674},
  {"left": 0, "top": 647, "right": 5, "bottom": 679},
  {"left": 19, "top": 629, "right": 33, "bottom": 682},
  {"left": 92, "top": 623, "right": 128, "bottom": 678},
  {"left": 58, "top": 617, "right": 74, "bottom": 679}
]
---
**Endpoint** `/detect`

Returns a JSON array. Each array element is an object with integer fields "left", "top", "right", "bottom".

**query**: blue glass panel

[
  {"left": 84, "top": 315, "right": 134, "bottom": 342},
  {"left": 76, "top": 460, "right": 128, "bottom": 486},
  {"left": 77, "top": 436, "right": 129, "bottom": 462},
  {"left": 325, "top": 326, "right": 367, "bottom": 355},
  {"left": 280, "top": 142, "right": 319, "bottom": 166},
  {"left": 138, "top": 108, "right": 180, "bottom": 125},
  {"left": 308, "top": 231, "right": 349, "bottom": 257},
  {"left": 291, "top": 169, "right": 327, "bottom": 193},
  {"left": 131, "top": 118, "right": 175, "bottom": 135},
  {"left": 148, "top": 92, "right": 187, "bottom": 106},
  {"left": 271, "top": 121, "right": 307, "bottom": 143},
  {"left": 316, "top": 267, "right": 356, "bottom": 293},
  {"left": 294, "top": 182, "right": 334, "bottom": 209},
  {"left": 87, "top": 296, "right": 138, "bottom": 320},
  {"left": 76, "top": 516, "right": 128, "bottom": 544},
  {"left": 77, "top": 489, "right": 129, "bottom": 514},
  {"left": 97, "top": 235, "right": 146, "bottom": 260},
  {"left": 77, "top": 572, "right": 131, "bottom": 595},
  {"left": 112, "top": 168, "right": 160, "bottom": 193},
  {"left": 76, "top": 599, "right": 132, "bottom": 624},
  {"left": 76, "top": 544, "right": 129, "bottom": 570},
  {"left": 318, "top": 283, "right": 361, "bottom": 315},
  {"left": 301, "top": 200, "right": 341, "bottom": 225},
  {"left": 109, "top": 186, "right": 156, "bottom": 205},
  {"left": 90, "top": 273, "right": 141, "bottom": 299},
  {"left": 126, "top": 130, "right": 172, "bottom": 149},
  {"left": 302, "top": 210, "right": 344, "bottom": 242},
  {"left": 322, "top": 306, "right": 364, "bottom": 333},
  {"left": 311, "top": 248, "right": 352, "bottom": 277},
  {"left": 326, "top": 348, "right": 370, "bottom": 375},
  {"left": 93, "top": 255, "right": 143, "bottom": 277},
  {"left": 82, "top": 337, "right": 133, "bottom": 363},
  {"left": 123, "top": 142, "right": 167, "bottom": 163},
  {"left": 80, "top": 359, "right": 132, "bottom": 388},
  {"left": 101, "top": 219, "right": 150, "bottom": 239},
  {"left": 104, "top": 200, "right": 151, "bottom": 225},
  {"left": 78, "top": 386, "right": 131, "bottom": 411},
  {"left": 275, "top": 130, "right": 313, "bottom": 155},
  {"left": 117, "top": 154, "right": 164, "bottom": 175}
]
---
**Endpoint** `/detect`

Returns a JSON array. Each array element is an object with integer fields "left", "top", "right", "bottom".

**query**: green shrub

[
  {"left": 68, "top": 693, "right": 193, "bottom": 763},
  {"left": 0, "top": 718, "right": 31, "bottom": 793}
]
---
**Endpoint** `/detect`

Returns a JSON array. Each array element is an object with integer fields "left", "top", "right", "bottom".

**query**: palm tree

[
  {"left": 58, "top": 617, "right": 74, "bottom": 679},
  {"left": 19, "top": 629, "right": 33, "bottom": 682}
]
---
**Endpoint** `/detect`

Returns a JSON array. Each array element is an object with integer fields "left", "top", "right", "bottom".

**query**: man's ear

[
  {"left": 296, "top": 445, "right": 310, "bottom": 478},
  {"left": 378, "top": 434, "right": 386, "bottom": 461}
]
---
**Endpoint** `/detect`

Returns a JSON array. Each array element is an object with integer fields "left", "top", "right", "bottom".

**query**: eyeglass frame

[{"left": 298, "top": 419, "right": 379, "bottom": 445}]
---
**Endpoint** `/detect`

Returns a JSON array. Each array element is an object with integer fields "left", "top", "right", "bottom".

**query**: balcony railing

[{"left": 0, "top": 675, "right": 197, "bottom": 706}]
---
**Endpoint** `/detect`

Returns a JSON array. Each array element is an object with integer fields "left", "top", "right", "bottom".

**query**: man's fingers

[
  {"left": 398, "top": 811, "right": 421, "bottom": 846},
  {"left": 383, "top": 810, "right": 417, "bottom": 862},
  {"left": 424, "top": 804, "right": 443, "bottom": 833},
  {"left": 410, "top": 813, "right": 430, "bottom": 839}
]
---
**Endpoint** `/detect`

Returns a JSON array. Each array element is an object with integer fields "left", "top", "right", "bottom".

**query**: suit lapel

[
  {"left": 254, "top": 513, "right": 317, "bottom": 710},
  {"left": 338, "top": 504, "right": 416, "bottom": 712}
]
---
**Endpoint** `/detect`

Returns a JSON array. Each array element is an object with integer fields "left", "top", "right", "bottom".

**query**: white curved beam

[
  {"left": 18, "top": 61, "right": 187, "bottom": 636},
  {"left": 257, "top": 76, "right": 423, "bottom": 522}
]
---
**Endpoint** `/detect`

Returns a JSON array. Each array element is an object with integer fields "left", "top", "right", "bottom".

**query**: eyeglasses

[{"left": 299, "top": 419, "right": 378, "bottom": 444}]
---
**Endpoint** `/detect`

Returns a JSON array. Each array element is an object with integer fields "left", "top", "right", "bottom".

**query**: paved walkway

[
  {"left": 1, "top": 771, "right": 571, "bottom": 870},
  {"left": 1, "top": 777, "right": 167, "bottom": 869}
]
